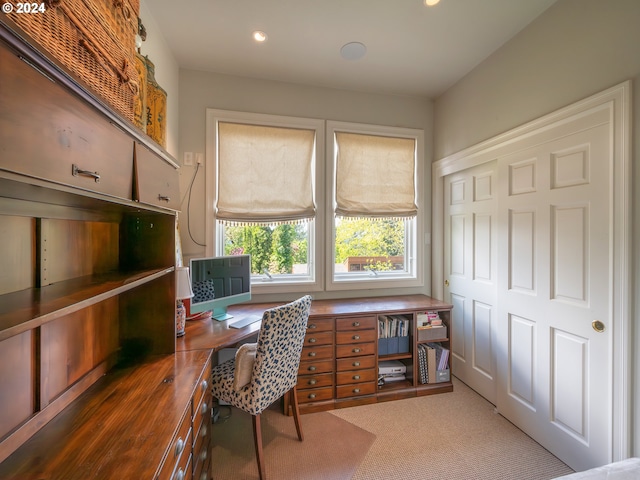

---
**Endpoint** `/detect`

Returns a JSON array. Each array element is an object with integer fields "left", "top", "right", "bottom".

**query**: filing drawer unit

[
  {"left": 334, "top": 316, "right": 378, "bottom": 406},
  {"left": 296, "top": 317, "right": 335, "bottom": 411}
]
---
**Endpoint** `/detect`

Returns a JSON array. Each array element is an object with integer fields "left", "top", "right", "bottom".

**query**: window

[
  {"left": 327, "top": 121, "right": 424, "bottom": 290},
  {"left": 205, "top": 110, "right": 324, "bottom": 292}
]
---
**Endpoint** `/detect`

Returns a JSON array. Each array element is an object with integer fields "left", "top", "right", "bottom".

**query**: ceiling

[{"left": 144, "top": 0, "right": 557, "bottom": 99}]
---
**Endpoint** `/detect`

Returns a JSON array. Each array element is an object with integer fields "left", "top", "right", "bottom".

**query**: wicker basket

[{"left": 6, "top": 0, "right": 140, "bottom": 123}]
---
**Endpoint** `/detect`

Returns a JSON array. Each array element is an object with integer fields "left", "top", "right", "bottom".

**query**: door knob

[
  {"left": 444, "top": 279, "right": 449, "bottom": 286},
  {"left": 592, "top": 320, "right": 605, "bottom": 333}
]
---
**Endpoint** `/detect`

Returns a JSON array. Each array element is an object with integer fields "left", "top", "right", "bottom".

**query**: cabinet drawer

[
  {"left": 336, "top": 355, "right": 376, "bottom": 372},
  {"left": 304, "top": 330, "right": 333, "bottom": 347},
  {"left": 336, "top": 329, "right": 377, "bottom": 345},
  {"left": 300, "top": 344, "right": 334, "bottom": 361},
  {"left": 157, "top": 406, "right": 192, "bottom": 480},
  {"left": 193, "top": 388, "right": 212, "bottom": 447},
  {"left": 336, "top": 382, "right": 377, "bottom": 399},
  {"left": 336, "top": 368, "right": 377, "bottom": 386},
  {"left": 306, "top": 317, "right": 334, "bottom": 333},
  {"left": 134, "top": 142, "right": 180, "bottom": 210},
  {"left": 298, "top": 359, "right": 334, "bottom": 375},
  {"left": 298, "top": 386, "right": 334, "bottom": 404},
  {"left": 336, "top": 342, "right": 376, "bottom": 358},
  {"left": 336, "top": 316, "right": 377, "bottom": 331},
  {"left": 297, "top": 372, "right": 333, "bottom": 389},
  {"left": 0, "top": 44, "right": 134, "bottom": 201},
  {"left": 193, "top": 411, "right": 211, "bottom": 480}
]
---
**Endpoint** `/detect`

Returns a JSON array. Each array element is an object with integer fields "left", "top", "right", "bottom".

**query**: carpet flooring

[
  {"left": 212, "top": 376, "right": 575, "bottom": 480},
  {"left": 212, "top": 404, "right": 375, "bottom": 480}
]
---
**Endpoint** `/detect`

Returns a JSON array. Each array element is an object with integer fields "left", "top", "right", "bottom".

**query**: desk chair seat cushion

[
  {"left": 211, "top": 295, "right": 312, "bottom": 416},
  {"left": 233, "top": 343, "right": 257, "bottom": 391}
]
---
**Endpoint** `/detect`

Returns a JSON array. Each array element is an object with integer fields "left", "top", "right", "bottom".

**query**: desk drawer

[
  {"left": 306, "top": 317, "right": 334, "bottom": 333},
  {"left": 304, "top": 331, "right": 333, "bottom": 347},
  {"left": 157, "top": 406, "right": 192, "bottom": 480},
  {"left": 298, "top": 359, "right": 333, "bottom": 375},
  {"left": 298, "top": 386, "right": 334, "bottom": 404},
  {"left": 336, "top": 382, "right": 376, "bottom": 399},
  {"left": 336, "top": 342, "right": 375, "bottom": 358},
  {"left": 297, "top": 372, "right": 333, "bottom": 390},
  {"left": 336, "top": 368, "right": 377, "bottom": 386},
  {"left": 336, "top": 355, "right": 376, "bottom": 372},
  {"left": 300, "top": 344, "right": 334, "bottom": 361},
  {"left": 336, "top": 316, "right": 376, "bottom": 331},
  {"left": 336, "top": 329, "right": 377, "bottom": 345}
]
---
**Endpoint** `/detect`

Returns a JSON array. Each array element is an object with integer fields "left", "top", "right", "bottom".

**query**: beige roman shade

[
  {"left": 335, "top": 132, "right": 417, "bottom": 218},
  {"left": 216, "top": 122, "right": 316, "bottom": 224}
]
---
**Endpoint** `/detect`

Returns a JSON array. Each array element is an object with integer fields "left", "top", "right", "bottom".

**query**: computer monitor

[{"left": 189, "top": 254, "right": 251, "bottom": 321}]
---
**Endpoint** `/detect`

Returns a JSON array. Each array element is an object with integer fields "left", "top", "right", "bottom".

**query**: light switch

[{"left": 183, "top": 152, "right": 194, "bottom": 166}]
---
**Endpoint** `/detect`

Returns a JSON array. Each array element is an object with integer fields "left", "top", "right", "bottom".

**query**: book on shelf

[{"left": 417, "top": 342, "right": 450, "bottom": 384}]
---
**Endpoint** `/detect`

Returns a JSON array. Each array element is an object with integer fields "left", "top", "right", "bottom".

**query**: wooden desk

[{"left": 179, "top": 295, "right": 454, "bottom": 414}]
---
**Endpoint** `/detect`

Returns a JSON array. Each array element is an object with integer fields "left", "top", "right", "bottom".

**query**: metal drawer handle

[
  {"left": 175, "top": 437, "right": 185, "bottom": 457},
  {"left": 202, "top": 402, "right": 208, "bottom": 414},
  {"left": 309, "top": 324, "right": 317, "bottom": 329},
  {"left": 353, "top": 388, "right": 360, "bottom": 393},
  {"left": 309, "top": 366, "right": 316, "bottom": 371},
  {"left": 354, "top": 375, "right": 360, "bottom": 380},
  {"left": 158, "top": 194, "right": 170, "bottom": 202},
  {"left": 309, "top": 393, "right": 316, "bottom": 399},
  {"left": 200, "top": 449, "right": 208, "bottom": 461},
  {"left": 201, "top": 379, "right": 208, "bottom": 391},
  {"left": 309, "top": 379, "right": 317, "bottom": 385},
  {"left": 201, "top": 425, "right": 208, "bottom": 437},
  {"left": 72, "top": 164, "right": 100, "bottom": 182},
  {"left": 309, "top": 338, "right": 317, "bottom": 343},
  {"left": 353, "top": 321, "right": 360, "bottom": 327},
  {"left": 309, "top": 352, "right": 317, "bottom": 357},
  {"left": 353, "top": 348, "right": 361, "bottom": 353},
  {"left": 353, "top": 361, "right": 360, "bottom": 366},
  {"left": 353, "top": 335, "right": 360, "bottom": 340},
  {"left": 174, "top": 468, "right": 185, "bottom": 480}
]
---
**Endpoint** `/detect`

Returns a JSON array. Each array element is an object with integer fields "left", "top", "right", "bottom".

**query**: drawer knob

[
  {"left": 175, "top": 437, "right": 185, "bottom": 457},
  {"left": 353, "top": 335, "right": 360, "bottom": 340},
  {"left": 158, "top": 194, "right": 171, "bottom": 202},
  {"left": 174, "top": 468, "right": 185, "bottom": 480},
  {"left": 309, "top": 366, "right": 316, "bottom": 371},
  {"left": 309, "top": 324, "right": 317, "bottom": 329},
  {"left": 353, "top": 321, "right": 360, "bottom": 327},
  {"left": 353, "top": 361, "right": 360, "bottom": 366},
  {"left": 354, "top": 375, "right": 360, "bottom": 380},
  {"left": 309, "top": 393, "right": 316, "bottom": 399},
  {"left": 201, "top": 425, "right": 208, "bottom": 437},
  {"left": 309, "top": 338, "right": 317, "bottom": 343},
  {"left": 202, "top": 402, "right": 208, "bottom": 414},
  {"left": 309, "top": 351, "right": 317, "bottom": 357},
  {"left": 200, "top": 449, "right": 208, "bottom": 461},
  {"left": 353, "top": 348, "right": 361, "bottom": 353},
  {"left": 354, "top": 388, "right": 360, "bottom": 393},
  {"left": 201, "top": 379, "right": 208, "bottom": 391},
  {"left": 309, "top": 379, "right": 317, "bottom": 385}
]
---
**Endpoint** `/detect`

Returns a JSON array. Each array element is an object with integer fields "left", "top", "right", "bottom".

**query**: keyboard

[{"left": 229, "top": 315, "right": 261, "bottom": 329}]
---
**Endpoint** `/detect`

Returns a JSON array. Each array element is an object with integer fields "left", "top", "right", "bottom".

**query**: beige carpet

[
  {"left": 212, "top": 404, "right": 376, "bottom": 480},
  {"left": 330, "top": 376, "right": 575, "bottom": 480}
]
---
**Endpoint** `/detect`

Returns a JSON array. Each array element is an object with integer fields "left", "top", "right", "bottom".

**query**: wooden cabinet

[
  {"left": 0, "top": 19, "right": 211, "bottom": 480},
  {"left": 285, "top": 295, "right": 454, "bottom": 414}
]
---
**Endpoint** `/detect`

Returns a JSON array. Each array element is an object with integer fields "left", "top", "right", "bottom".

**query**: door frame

[{"left": 432, "top": 81, "right": 632, "bottom": 462}]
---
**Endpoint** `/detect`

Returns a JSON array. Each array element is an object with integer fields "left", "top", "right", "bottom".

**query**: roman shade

[
  {"left": 335, "top": 132, "right": 417, "bottom": 219},
  {"left": 216, "top": 122, "right": 316, "bottom": 225}
]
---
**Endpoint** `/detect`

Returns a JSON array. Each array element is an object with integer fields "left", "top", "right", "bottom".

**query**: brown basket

[{"left": 7, "top": 0, "right": 140, "bottom": 123}]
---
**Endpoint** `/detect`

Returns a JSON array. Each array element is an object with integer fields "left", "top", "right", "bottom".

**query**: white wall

[
  {"left": 433, "top": 0, "right": 640, "bottom": 457},
  {"left": 177, "top": 70, "right": 433, "bottom": 301},
  {"left": 138, "top": 0, "right": 179, "bottom": 158}
]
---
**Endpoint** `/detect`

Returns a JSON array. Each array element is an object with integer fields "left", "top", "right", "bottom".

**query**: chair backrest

[{"left": 250, "top": 295, "right": 312, "bottom": 414}]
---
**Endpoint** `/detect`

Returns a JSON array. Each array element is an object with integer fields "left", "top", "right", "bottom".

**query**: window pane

[
  {"left": 334, "top": 218, "right": 407, "bottom": 273},
  {"left": 222, "top": 222, "right": 310, "bottom": 275}
]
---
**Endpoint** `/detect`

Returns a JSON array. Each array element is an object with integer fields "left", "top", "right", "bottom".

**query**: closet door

[{"left": 444, "top": 161, "right": 498, "bottom": 404}]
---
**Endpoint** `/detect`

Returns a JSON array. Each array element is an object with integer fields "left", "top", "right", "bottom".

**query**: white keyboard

[{"left": 229, "top": 315, "right": 261, "bottom": 329}]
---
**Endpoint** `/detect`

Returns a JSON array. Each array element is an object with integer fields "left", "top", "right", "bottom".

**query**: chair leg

[
  {"left": 290, "top": 386, "right": 304, "bottom": 442},
  {"left": 252, "top": 414, "right": 266, "bottom": 480}
]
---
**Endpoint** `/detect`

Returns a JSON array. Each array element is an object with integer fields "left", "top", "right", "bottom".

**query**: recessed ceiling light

[
  {"left": 424, "top": 0, "right": 440, "bottom": 6},
  {"left": 340, "top": 42, "right": 367, "bottom": 61},
  {"left": 252, "top": 31, "right": 267, "bottom": 42}
]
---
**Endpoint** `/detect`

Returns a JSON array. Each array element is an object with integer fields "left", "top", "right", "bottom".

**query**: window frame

[
  {"left": 325, "top": 120, "right": 424, "bottom": 291},
  {"left": 205, "top": 109, "right": 325, "bottom": 294}
]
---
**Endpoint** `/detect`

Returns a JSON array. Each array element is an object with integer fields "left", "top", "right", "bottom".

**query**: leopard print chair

[{"left": 210, "top": 295, "right": 312, "bottom": 480}]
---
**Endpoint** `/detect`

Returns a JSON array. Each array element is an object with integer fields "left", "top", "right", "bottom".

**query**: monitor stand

[{"left": 212, "top": 307, "right": 233, "bottom": 322}]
